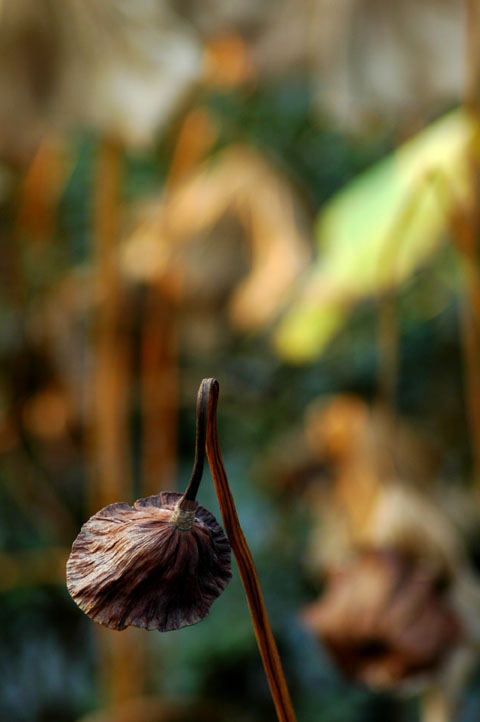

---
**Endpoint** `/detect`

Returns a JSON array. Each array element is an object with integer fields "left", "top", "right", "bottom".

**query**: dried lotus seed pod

[
  {"left": 66, "top": 491, "right": 231, "bottom": 632},
  {"left": 302, "top": 548, "right": 460, "bottom": 688}
]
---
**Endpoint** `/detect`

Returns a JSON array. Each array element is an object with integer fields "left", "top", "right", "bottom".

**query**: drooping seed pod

[
  {"left": 66, "top": 491, "right": 231, "bottom": 632},
  {"left": 67, "top": 378, "right": 297, "bottom": 722}
]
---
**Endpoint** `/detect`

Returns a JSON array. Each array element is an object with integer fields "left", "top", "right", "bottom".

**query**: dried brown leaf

[{"left": 302, "top": 549, "right": 460, "bottom": 688}]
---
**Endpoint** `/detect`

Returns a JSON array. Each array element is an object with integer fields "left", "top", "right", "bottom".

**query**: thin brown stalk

[
  {"left": 200, "top": 378, "right": 297, "bottom": 722},
  {"left": 164, "top": 107, "right": 217, "bottom": 191},
  {"left": 17, "top": 137, "right": 70, "bottom": 245},
  {"left": 465, "top": 0, "right": 480, "bottom": 117},
  {"left": 452, "top": 212, "right": 480, "bottom": 483},
  {"left": 90, "top": 138, "right": 144, "bottom": 706},
  {"left": 141, "top": 283, "right": 178, "bottom": 495},
  {"left": 454, "top": 0, "right": 480, "bottom": 484},
  {"left": 91, "top": 139, "right": 131, "bottom": 510}
]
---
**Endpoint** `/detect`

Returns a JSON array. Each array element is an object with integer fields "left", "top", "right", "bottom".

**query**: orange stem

[
  {"left": 455, "top": 0, "right": 480, "bottom": 485},
  {"left": 201, "top": 378, "right": 297, "bottom": 722}
]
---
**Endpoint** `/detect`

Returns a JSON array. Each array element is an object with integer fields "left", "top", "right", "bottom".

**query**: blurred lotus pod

[{"left": 302, "top": 548, "right": 461, "bottom": 689}]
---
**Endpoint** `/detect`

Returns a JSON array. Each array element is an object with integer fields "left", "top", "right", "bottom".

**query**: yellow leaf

[{"left": 275, "top": 110, "right": 478, "bottom": 362}]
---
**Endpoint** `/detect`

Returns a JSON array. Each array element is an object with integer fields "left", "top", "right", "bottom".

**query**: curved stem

[
  {"left": 181, "top": 380, "right": 208, "bottom": 502},
  {"left": 202, "top": 378, "right": 297, "bottom": 722}
]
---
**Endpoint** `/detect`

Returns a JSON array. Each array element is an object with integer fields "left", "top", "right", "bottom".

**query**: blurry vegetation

[{"left": 1, "top": 2, "right": 480, "bottom": 722}]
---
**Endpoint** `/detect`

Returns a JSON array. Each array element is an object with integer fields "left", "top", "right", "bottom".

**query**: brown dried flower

[
  {"left": 66, "top": 491, "right": 231, "bottom": 632},
  {"left": 67, "top": 378, "right": 296, "bottom": 722},
  {"left": 302, "top": 548, "right": 461, "bottom": 689}
]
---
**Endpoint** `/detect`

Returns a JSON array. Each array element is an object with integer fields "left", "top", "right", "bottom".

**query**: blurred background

[{"left": 2, "top": 1, "right": 480, "bottom": 721}]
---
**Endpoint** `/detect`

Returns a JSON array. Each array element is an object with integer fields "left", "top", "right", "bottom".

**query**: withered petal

[
  {"left": 66, "top": 491, "right": 231, "bottom": 632},
  {"left": 302, "top": 549, "right": 460, "bottom": 687}
]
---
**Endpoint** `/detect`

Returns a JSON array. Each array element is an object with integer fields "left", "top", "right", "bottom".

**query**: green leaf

[{"left": 274, "top": 110, "right": 477, "bottom": 363}]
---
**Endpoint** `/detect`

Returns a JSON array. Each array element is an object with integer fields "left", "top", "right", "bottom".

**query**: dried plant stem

[
  {"left": 200, "top": 378, "right": 297, "bottom": 722},
  {"left": 182, "top": 379, "right": 208, "bottom": 503},
  {"left": 141, "top": 285, "right": 178, "bottom": 494},
  {"left": 17, "top": 136, "right": 69, "bottom": 245},
  {"left": 455, "top": 226, "right": 480, "bottom": 482},
  {"left": 465, "top": 0, "right": 480, "bottom": 117},
  {"left": 91, "top": 139, "right": 131, "bottom": 510},
  {"left": 91, "top": 138, "right": 144, "bottom": 706},
  {"left": 455, "top": 0, "right": 480, "bottom": 485},
  {"left": 165, "top": 107, "right": 217, "bottom": 190}
]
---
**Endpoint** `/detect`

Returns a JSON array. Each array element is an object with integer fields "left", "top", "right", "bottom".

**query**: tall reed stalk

[{"left": 91, "top": 138, "right": 145, "bottom": 706}]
